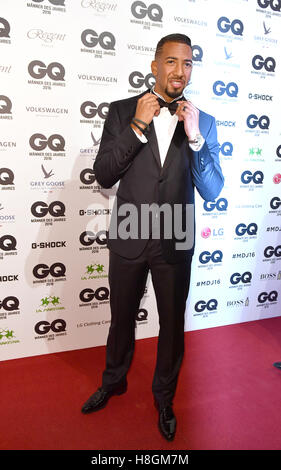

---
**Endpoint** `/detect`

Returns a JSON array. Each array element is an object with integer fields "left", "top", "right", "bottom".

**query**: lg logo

[
  {"left": 230, "top": 272, "right": 252, "bottom": 285},
  {"left": 34, "top": 319, "right": 66, "bottom": 336},
  {"left": 203, "top": 198, "right": 228, "bottom": 212},
  {"left": 0, "top": 168, "right": 14, "bottom": 186},
  {"left": 220, "top": 142, "right": 233, "bottom": 156},
  {"left": 79, "top": 230, "right": 108, "bottom": 246},
  {"left": 129, "top": 71, "right": 155, "bottom": 89},
  {"left": 131, "top": 1, "right": 163, "bottom": 21},
  {"left": 33, "top": 263, "right": 66, "bottom": 279},
  {"left": 264, "top": 245, "right": 281, "bottom": 258},
  {"left": 257, "top": 0, "right": 281, "bottom": 12},
  {"left": 217, "top": 17, "right": 244, "bottom": 36},
  {"left": 241, "top": 170, "right": 264, "bottom": 184},
  {"left": 0, "top": 95, "right": 12, "bottom": 114},
  {"left": 270, "top": 197, "right": 281, "bottom": 210},
  {"left": 199, "top": 250, "right": 223, "bottom": 264},
  {"left": 213, "top": 81, "right": 238, "bottom": 98},
  {"left": 0, "top": 235, "right": 17, "bottom": 252},
  {"left": 31, "top": 201, "right": 65, "bottom": 218},
  {"left": 29, "top": 134, "right": 65, "bottom": 151},
  {"left": 246, "top": 114, "right": 270, "bottom": 129},
  {"left": 252, "top": 55, "right": 276, "bottom": 72},
  {"left": 79, "top": 287, "right": 109, "bottom": 302},
  {"left": 0, "top": 296, "right": 19, "bottom": 311},
  {"left": 81, "top": 30, "right": 115, "bottom": 50},
  {"left": 80, "top": 169, "right": 96, "bottom": 185},
  {"left": 28, "top": 60, "right": 65, "bottom": 81},
  {"left": 80, "top": 101, "right": 109, "bottom": 119},
  {"left": 258, "top": 291, "right": 278, "bottom": 303},
  {"left": 235, "top": 223, "right": 258, "bottom": 236},
  {"left": 195, "top": 299, "right": 218, "bottom": 312}
]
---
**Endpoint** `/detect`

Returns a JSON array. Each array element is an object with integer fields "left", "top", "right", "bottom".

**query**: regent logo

[
  {"left": 131, "top": 1, "right": 163, "bottom": 22},
  {"left": 80, "top": 169, "right": 96, "bottom": 185},
  {"left": 0, "top": 296, "right": 19, "bottom": 311},
  {"left": 0, "top": 168, "right": 14, "bottom": 186},
  {"left": 220, "top": 142, "right": 233, "bottom": 157},
  {"left": 31, "top": 201, "right": 65, "bottom": 218},
  {"left": 213, "top": 81, "right": 238, "bottom": 97},
  {"left": 192, "top": 45, "right": 203, "bottom": 62},
  {"left": 199, "top": 250, "right": 223, "bottom": 264},
  {"left": 0, "top": 235, "right": 17, "bottom": 251},
  {"left": 79, "top": 230, "right": 108, "bottom": 247},
  {"left": 241, "top": 170, "right": 264, "bottom": 184},
  {"left": 257, "top": 0, "right": 281, "bottom": 11},
  {"left": 0, "top": 96, "right": 12, "bottom": 114},
  {"left": 0, "top": 17, "right": 10, "bottom": 38},
  {"left": 230, "top": 272, "right": 252, "bottom": 285},
  {"left": 217, "top": 17, "right": 244, "bottom": 36},
  {"left": 235, "top": 223, "right": 258, "bottom": 236},
  {"left": 28, "top": 60, "right": 65, "bottom": 81},
  {"left": 264, "top": 245, "right": 281, "bottom": 258},
  {"left": 195, "top": 299, "right": 218, "bottom": 313},
  {"left": 80, "top": 101, "right": 109, "bottom": 119},
  {"left": 273, "top": 173, "right": 281, "bottom": 184},
  {"left": 258, "top": 291, "right": 278, "bottom": 303},
  {"left": 129, "top": 71, "right": 155, "bottom": 89},
  {"left": 81, "top": 30, "right": 115, "bottom": 50},
  {"left": 34, "top": 319, "right": 66, "bottom": 336},
  {"left": 33, "top": 263, "right": 66, "bottom": 279},
  {"left": 29, "top": 134, "right": 65, "bottom": 152},
  {"left": 81, "top": 0, "right": 117, "bottom": 11},
  {"left": 27, "top": 29, "right": 66, "bottom": 44},
  {"left": 203, "top": 198, "right": 228, "bottom": 212},
  {"left": 246, "top": 114, "right": 270, "bottom": 129},
  {"left": 270, "top": 197, "right": 281, "bottom": 210},
  {"left": 252, "top": 55, "right": 276, "bottom": 72},
  {"left": 79, "top": 287, "right": 109, "bottom": 302}
]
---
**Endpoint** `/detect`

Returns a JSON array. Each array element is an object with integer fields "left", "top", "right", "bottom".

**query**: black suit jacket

[{"left": 94, "top": 90, "right": 224, "bottom": 263}]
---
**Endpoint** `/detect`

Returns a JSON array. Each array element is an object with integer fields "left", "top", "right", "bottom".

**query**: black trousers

[{"left": 102, "top": 238, "right": 192, "bottom": 407}]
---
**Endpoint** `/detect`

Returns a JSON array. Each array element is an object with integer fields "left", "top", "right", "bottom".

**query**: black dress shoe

[
  {"left": 158, "top": 405, "right": 177, "bottom": 441},
  {"left": 81, "top": 383, "right": 127, "bottom": 414}
]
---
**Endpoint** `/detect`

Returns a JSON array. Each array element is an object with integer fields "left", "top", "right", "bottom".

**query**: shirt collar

[{"left": 150, "top": 85, "right": 183, "bottom": 103}]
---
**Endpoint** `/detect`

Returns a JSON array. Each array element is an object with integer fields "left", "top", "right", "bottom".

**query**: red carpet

[{"left": 1, "top": 317, "right": 281, "bottom": 450}]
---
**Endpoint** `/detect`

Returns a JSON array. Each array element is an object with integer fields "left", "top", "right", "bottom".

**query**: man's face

[{"left": 151, "top": 41, "right": 193, "bottom": 102}]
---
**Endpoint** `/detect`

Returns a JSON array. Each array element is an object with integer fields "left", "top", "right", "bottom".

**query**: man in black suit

[{"left": 81, "top": 33, "right": 224, "bottom": 441}]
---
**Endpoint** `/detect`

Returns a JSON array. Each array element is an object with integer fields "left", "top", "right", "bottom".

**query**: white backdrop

[{"left": 0, "top": 0, "right": 280, "bottom": 361}]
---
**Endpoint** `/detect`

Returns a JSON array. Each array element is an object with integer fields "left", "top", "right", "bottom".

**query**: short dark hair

[{"left": 155, "top": 34, "right": 192, "bottom": 58}]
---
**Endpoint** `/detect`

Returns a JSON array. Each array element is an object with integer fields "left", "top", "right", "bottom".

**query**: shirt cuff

[
  {"left": 132, "top": 128, "right": 148, "bottom": 143},
  {"left": 189, "top": 137, "right": 205, "bottom": 152}
]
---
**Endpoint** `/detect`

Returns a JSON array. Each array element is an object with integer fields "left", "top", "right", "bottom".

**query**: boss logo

[
  {"left": 80, "top": 101, "right": 109, "bottom": 119},
  {"left": 213, "top": 81, "right": 238, "bottom": 97},
  {"left": 33, "top": 263, "right": 66, "bottom": 279},
  {"left": 28, "top": 60, "right": 65, "bottom": 81},
  {"left": 0, "top": 17, "right": 10, "bottom": 38},
  {"left": 252, "top": 55, "right": 276, "bottom": 72},
  {"left": 0, "top": 168, "right": 14, "bottom": 185},
  {"left": 230, "top": 272, "right": 252, "bottom": 285},
  {"left": 257, "top": 0, "right": 281, "bottom": 11},
  {"left": 195, "top": 299, "right": 218, "bottom": 312},
  {"left": 257, "top": 291, "right": 278, "bottom": 303},
  {"left": 80, "top": 169, "right": 96, "bottom": 185},
  {"left": 192, "top": 45, "right": 203, "bottom": 62},
  {"left": 199, "top": 250, "right": 223, "bottom": 264},
  {"left": 220, "top": 142, "right": 233, "bottom": 156},
  {"left": 34, "top": 319, "right": 66, "bottom": 336},
  {"left": 0, "top": 95, "right": 12, "bottom": 114},
  {"left": 131, "top": 1, "right": 163, "bottom": 21},
  {"left": 270, "top": 197, "right": 281, "bottom": 210},
  {"left": 0, "top": 235, "right": 16, "bottom": 251},
  {"left": 129, "top": 71, "right": 155, "bottom": 89},
  {"left": 246, "top": 114, "right": 270, "bottom": 129},
  {"left": 217, "top": 17, "right": 244, "bottom": 36},
  {"left": 241, "top": 170, "right": 264, "bottom": 184},
  {"left": 264, "top": 245, "right": 281, "bottom": 258},
  {"left": 203, "top": 198, "right": 228, "bottom": 212},
  {"left": 29, "top": 133, "right": 65, "bottom": 151},
  {"left": 79, "top": 230, "right": 108, "bottom": 246},
  {"left": 235, "top": 223, "right": 258, "bottom": 236},
  {"left": 79, "top": 287, "right": 109, "bottom": 302},
  {"left": 81, "top": 29, "right": 115, "bottom": 50},
  {"left": 31, "top": 201, "right": 65, "bottom": 218},
  {"left": 0, "top": 296, "right": 19, "bottom": 311}
]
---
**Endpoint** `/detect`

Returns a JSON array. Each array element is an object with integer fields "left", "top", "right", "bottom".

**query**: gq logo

[
  {"left": 80, "top": 169, "right": 96, "bottom": 185},
  {"left": 34, "top": 319, "right": 66, "bottom": 336},
  {"left": 0, "top": 296, "right": 19, "bottom": 311},
  {"left": 129, "top": 71, "right": 155, "bottom": 89},
  {"left": 0, "top": 168, "right": 14, "bottom": 186},
  {"left": 79, "top": 287, "right": 109, "bottom": 302},
  {"left": 270, "top": 197, "right": 281, "bottom": 210},
  {"left": 276, "top": 145, "right": 281, "bottom": 159},
  {"left": 80, "top": 101, "right": 109, "bottom": 119},
  {"left": 0, "top": 96, "right": 12, "bottom": 114},
  {"left": 31, "top": 201, "right": 65, "bottom": 218},
  {"left": 257, "top": 0, "right": 281, "bottom": 11},
  {"left": 192, "top": 45, "right": 203, "bottom": 62},
  {"left": 213, "top": 81, "right": 238, "bottom": 97},
  {"left": 199, "top": 250, "right": 223, "bottom": 264},
  {"left": 264, "top": 245, "right": 281, "bottom": 258},
  {"left": 217, "top": 17, "right": 244, "bottom": 36},
  {"left": 203, "top": 198, "right": 228, "bottom": 212},
  {"left": 31, "top": 0, "right": 65, "bottom": 4},
  {"left": 220, "top": 142, "right": 233, "bottom": 156},
  {"left": 241, "top": 170, "right": 264, "bottom": 184},
  {"left": 230, "top": 272, "right": 252, "bottom": 285},
  {"left": 79, "top": 230, "right": 108, "bottom": 246},
  {"left": 81, "top": 30, "right": 115, "bottom": 50},
  {"left": 258, "top": 291, "right": 278, "bottom": 303},
  {"left": 235, "top": 223, "right": 258, "bottom": 236},
  {"left": 131, "top": 1, "right": 163, "bottom": 21},
  {"left": 0, "top": 17, "right": 10, "bottom": 38},
  {"left": 136, "top": 308, "right": 148, "bottom": 321},
  {"left": 0, "top": 235, "right": 17, "bottom": 251},
  {"left": 195, "top": 299, "right": 218, "bottom": 312},
  {"left": 28, "top": 60, "right": 65, "bottom": 81},
  {"left": 252, "top": 55, "right": 276, "bottom": 72},
  {"left": 29, "top": 134, "right": 65, "bottom": 151},
  {"left": 33, "top": 263, "right": 66, "bottom": 279},
  {"left": 246, "top": 114, "right": 270, "bottom": 129}
]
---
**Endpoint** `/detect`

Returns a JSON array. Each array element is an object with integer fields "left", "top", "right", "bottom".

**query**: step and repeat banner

[{"left": 0, "top": 0, "right": 280, "bottom": 361}]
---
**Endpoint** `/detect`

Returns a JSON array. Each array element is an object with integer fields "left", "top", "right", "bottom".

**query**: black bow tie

[{"left": 157, "top": 97, "right": 184, "bottom": 115}]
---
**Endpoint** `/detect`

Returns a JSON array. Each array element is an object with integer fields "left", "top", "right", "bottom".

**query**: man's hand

[
  {"left": 131, "top": 93, "right": 160, "bottom": 136},
  {"left": 176, "top": 100, "right": 200, "bottom": 140}
]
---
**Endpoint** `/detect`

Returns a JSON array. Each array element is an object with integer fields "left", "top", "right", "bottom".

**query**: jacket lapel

[{"left": 147, "top": 121, "right": 161, "bottom": 168}]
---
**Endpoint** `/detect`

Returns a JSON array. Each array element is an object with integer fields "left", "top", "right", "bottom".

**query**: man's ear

[{"left": 151, "top": 60, "right": 157, "bottom": 77}]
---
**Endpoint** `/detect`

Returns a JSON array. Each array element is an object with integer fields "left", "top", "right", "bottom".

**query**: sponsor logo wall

[{"left": 0, "top": 0, "right": 280, "bottom": 361}]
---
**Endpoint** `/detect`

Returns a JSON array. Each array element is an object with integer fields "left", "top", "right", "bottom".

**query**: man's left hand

[{"left": 176, "top": 100, "right": 200, "bottom": 140}]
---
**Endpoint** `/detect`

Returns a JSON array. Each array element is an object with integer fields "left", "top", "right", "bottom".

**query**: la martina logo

[
  {"left": 81, "top": 262, "right": 108, "bottom": 280},
  {"left": 36, "top": 295, "right": 65, "bottom": 312}
]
